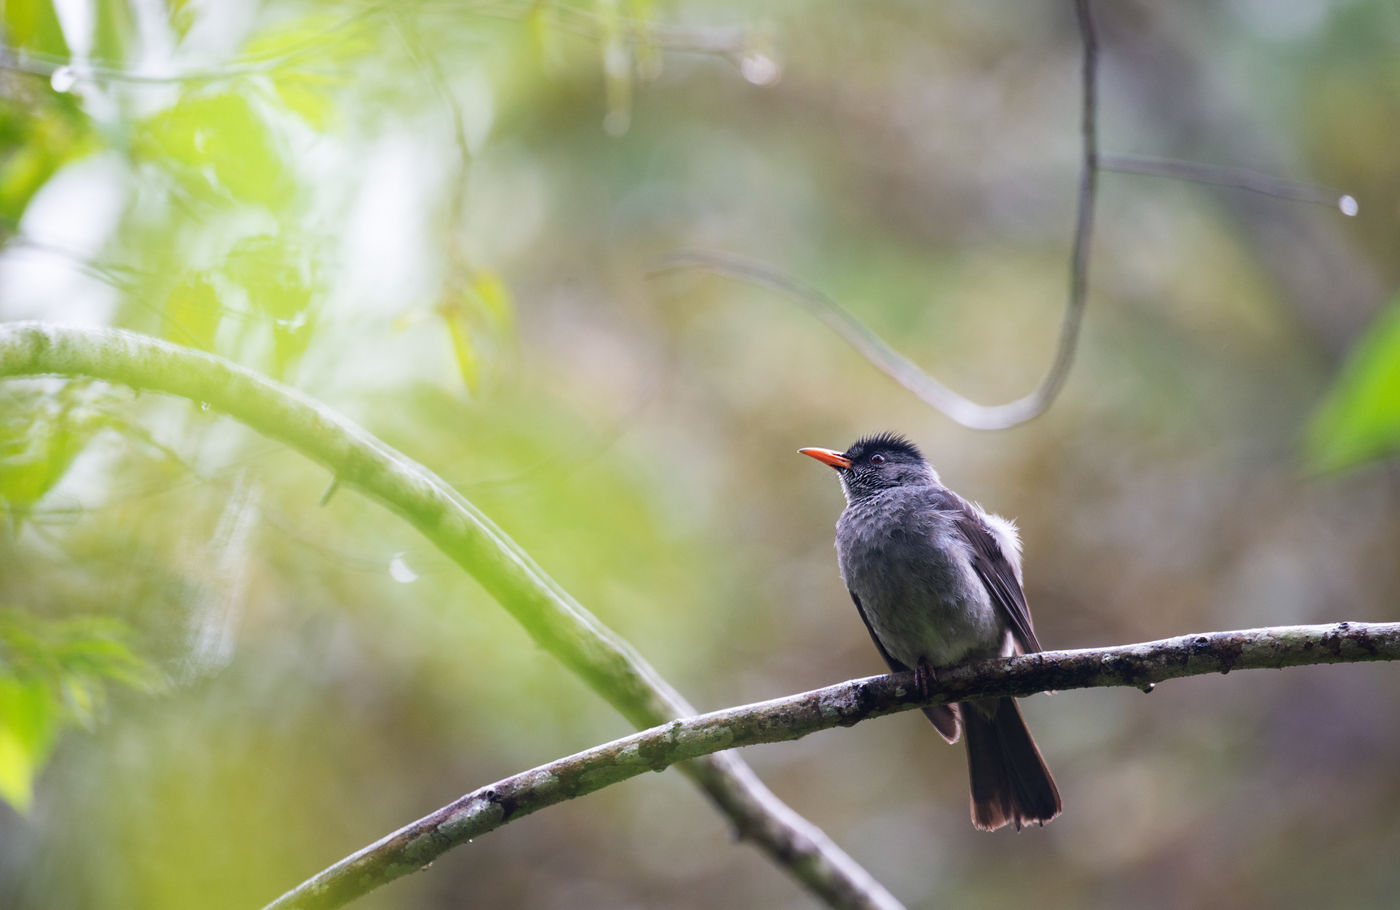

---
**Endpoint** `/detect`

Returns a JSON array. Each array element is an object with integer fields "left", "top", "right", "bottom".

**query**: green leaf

[
  {"left": 0, "top": 98, "right": 97, "bottom": 221},
  {"left": 2, "top": 0, "right": 69, "bottom": 56},
  {"left": 1305, "top": 292, "right": 1400, "bottom": 472},
  {"left": 91, "top": 0, "right": 135, "bottom": 64},
  {"left": 466, "top": 269, "right": 515, "bottom": 334},
  {"left": 0, "top": 384, "right": 105, "bottom": 522},
  {"left": 222, "top": 235, "right": 318, "bottom": 377},
  {"left": 240, "top": 10, "right": 371, "bottom": 132},
  {"left": 438, "top": 270, "right": 516, "bottom": 393},
  {"left": 165, "top": 274, "right": 222, "bottom": 351},
  {"left": 442, "top": 298, "right": 481, "bottom": 393},
  {"left": 239, "top": 12, "right": 369, "bottom": 64},
  {"left": 135, "top": 91, "right": 293, "bottom": 208},
  {"left": 0, "top": 677, "right": 56, "bottom": 814},
  {"left": 224, "top": 235, "right": 313, "bottom": 321},
  {"left": 272, "top": 76, "right": 338, "bottom": 131},
  {"left": 0, "top": 609, "right": 161, "bottom": 813}
]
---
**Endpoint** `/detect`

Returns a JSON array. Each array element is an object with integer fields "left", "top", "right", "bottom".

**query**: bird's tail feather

[
  {"left": 921, "top": 704, "right": 961, "bottom": 743},
  {"left": 962, "top": 697, "right": 1061, "bottom": 831}
]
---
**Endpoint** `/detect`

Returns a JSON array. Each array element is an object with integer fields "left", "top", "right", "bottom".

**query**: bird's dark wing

[
  {"left": 849, "top": 590, "right": 961, "bottom": 743},
  {"left": 951, "top": 503, "right": 1042, "bottom": 654},
  {"left": 847, "top": 589, "right": 909, "bottom": 673}
]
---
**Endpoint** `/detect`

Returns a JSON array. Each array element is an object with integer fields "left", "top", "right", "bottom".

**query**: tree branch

[
  {"left": 649, "top": 0, "right": 1100, "bottom": 431},
  {"left": 0, "top": 322, "right": 900, "bottom": 910},
  {"left": 263, "top": 621, "right": 1400, "bottom": 909}
]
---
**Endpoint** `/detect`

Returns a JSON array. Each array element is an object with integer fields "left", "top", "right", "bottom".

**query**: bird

[{"left": 799, "top": 431, "right": 1060, "bottom": 831}]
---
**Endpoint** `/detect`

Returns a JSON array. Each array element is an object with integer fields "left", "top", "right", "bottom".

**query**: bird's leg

[{"left": 914, "top": 657, "right": 936, "bottom": 699}]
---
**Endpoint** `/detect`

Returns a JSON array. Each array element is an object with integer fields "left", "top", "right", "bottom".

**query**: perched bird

[{"left": 799, "top": 432, "right": 1060, "bottom": 831}]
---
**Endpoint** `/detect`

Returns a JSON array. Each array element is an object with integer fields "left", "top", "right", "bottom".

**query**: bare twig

[
  {"left": 0, "top": 322, "right": 900, "bottom": 910},
  {"left": 652, "top": 1, "right": 1100, "bottom": 431},
  {"left": 1101, "top": 154, "right": 1358, "bottom": 214},
  {"left": 263, "top": 621, "right": 1400, "bottom": 909}
]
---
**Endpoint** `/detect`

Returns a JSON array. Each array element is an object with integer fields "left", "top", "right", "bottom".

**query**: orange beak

[{"left": 798, "top": 447, "right": 852, "bottom": 470}]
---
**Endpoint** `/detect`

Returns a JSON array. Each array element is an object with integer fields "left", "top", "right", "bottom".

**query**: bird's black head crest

[{"left": 845, "top": 432, "right": 925, "bottom": 464}]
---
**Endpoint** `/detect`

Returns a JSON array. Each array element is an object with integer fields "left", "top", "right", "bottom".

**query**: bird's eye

[{"left": 870, "top": 454, "right": 886, "bottom": 465}]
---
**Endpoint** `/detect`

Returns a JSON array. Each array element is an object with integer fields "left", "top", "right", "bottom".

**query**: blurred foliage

[
  {"left": 0, "top": 609, "right": 159, "bottom": 813},
  {"left": 2, "top": 0, "right": 66, "bottom": 58},
  {"left": 1306, "top": 292, "right": 1400, "bottom": 472},
  {"left": 0, "top": 91, "right": 94, "bottom": 223},
  {"left": 438, "top": 269, "right": 516, "bottom": 393},
  {"left": 0, "top": 382, "right": 107, "bottom": 526},
  {"left": 2, "top": 1, "right": 1400, "bottom": 909},
  {"left": 135, "top": 90, "right": 294, "bottom": 208}
]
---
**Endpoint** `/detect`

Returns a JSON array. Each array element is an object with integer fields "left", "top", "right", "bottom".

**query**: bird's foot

[{"left": 914, "top": 657, "right": 936, "bottom": 699}]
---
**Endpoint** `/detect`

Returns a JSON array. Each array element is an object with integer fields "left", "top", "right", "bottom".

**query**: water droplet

[
  {"left": 389, "top": 553, "right": 418, "bottom": 584},
  {"left": 1338, "top": 195, "right": 1358, "bottom": 217},
  {"left": 50, "top": 66, "right": 76, "bottom": 93},
  {"left": 199, "top": 401, "right": 211, "bottom": 412},
  {"left": 740, "top": 53, "right": 781, "bottom": 86}
]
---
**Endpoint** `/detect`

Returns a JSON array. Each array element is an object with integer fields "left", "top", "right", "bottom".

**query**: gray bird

[{"left": 800, "top": 432, "right": 1060, "bottom": 831}]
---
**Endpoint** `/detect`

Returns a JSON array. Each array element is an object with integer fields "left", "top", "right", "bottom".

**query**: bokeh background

[{"left": 3, "top": 1, "right": 1400, "bottom": 908}]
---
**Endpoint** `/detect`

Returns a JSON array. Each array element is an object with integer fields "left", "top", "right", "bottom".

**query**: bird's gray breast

[{"left": 836, "top": 489, "right": 1007, "bottom": 668}]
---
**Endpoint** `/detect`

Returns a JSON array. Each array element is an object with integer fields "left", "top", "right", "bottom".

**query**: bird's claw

[{"left": 915, "top": 657, "right": 936, "bottom": 699}]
